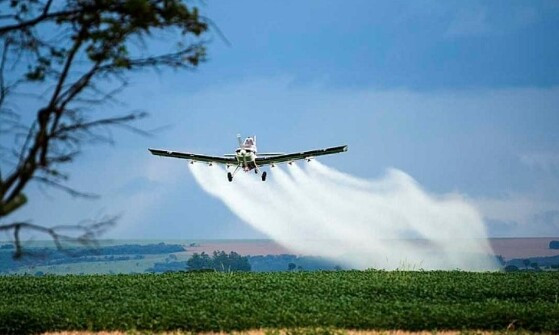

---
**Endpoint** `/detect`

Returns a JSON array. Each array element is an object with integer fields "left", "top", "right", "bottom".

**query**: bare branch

[
  {"left": 32, "top": 176, "right": 99, "bottom": 199},
  {"left": 0, "top": 38, "right": 10, "bottom": 108},
  {"left": 53, "top": 112, "right": 148, "bottom": 138},
  {"left": 0, "top": 8, "right": 79, "bottom": 35},
  {"left": 48, "top": 30, "right": 86, "bottom": 108},
  {"left": 0, "top": 217, "right": 117, "bottom": 259}
]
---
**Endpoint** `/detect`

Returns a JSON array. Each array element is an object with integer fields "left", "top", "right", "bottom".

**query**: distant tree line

[
  {"left": 502, "top": 254, "right": 559, "bottom": 272},
  {"left": 146, "top": 251, "right": 251, "bottom": 273},
  {"left": 249, "top": 254, "right": 342, "bottom": 272},
  {"left": 187, "top": 251, "right": 251, "bottom": 272},
  {"left": 0, "top": 243, "right": 182, "bottom": 273}
]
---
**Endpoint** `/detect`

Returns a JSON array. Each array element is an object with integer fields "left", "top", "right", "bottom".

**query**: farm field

[
  {"left": 38, "top": 331, "right": 559, "bottom": 335},
  {"left": 0, "top": 271, "right": 558, "bottom": 334}
]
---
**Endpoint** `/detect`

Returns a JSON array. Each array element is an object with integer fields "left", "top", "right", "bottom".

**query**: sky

[{"left": 5, "top": 0, "right": 559, "bottom": 239}]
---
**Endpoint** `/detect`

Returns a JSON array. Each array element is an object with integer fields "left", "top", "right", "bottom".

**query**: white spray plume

[{"left": 189, "top": 161, "right": 497, "bottom": 270}]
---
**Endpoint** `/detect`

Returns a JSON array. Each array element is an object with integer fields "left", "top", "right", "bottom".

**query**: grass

[{"left": 0, "top": 271, "right": 557, "bottom": 334}]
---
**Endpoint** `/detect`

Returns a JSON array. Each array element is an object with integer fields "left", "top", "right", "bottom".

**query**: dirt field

[
  {"left": 187, "top": 238, "right": 559, "bottom": 260},
  {"left": 489, "top": 237, "right": 559, "bottom": 258}
]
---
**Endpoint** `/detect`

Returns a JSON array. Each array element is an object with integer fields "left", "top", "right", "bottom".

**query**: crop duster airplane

[{"left": 149, "top": 135, "right": 348, "bottom": 182}]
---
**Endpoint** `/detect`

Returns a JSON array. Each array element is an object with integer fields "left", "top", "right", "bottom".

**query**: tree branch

[
  {"left": 53, "top": 112, "right": 148, "bottom": 138},
  {"left": 0, "top": 217, "right": 117, "bottom": 259},
  {"left": 0, "top": 8, "right": 79, "bottom": 35},
  {"left": 32, "top": 176, "right": 99, "bottom": 199},
  {"left": 0, "top": 1, "right": 209, "bottom": 252},
  {"left": 0, "top": 28, "right": 86, "bottom": 204}
]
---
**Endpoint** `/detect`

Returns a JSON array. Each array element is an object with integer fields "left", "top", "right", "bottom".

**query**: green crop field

[{"left": 0, "top": 271, "right": 557, "bottom": 334}]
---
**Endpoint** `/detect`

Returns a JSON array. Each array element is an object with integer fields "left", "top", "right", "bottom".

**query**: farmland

[{"left": 0, "top": 271, "right": 558, "bottom": 334}]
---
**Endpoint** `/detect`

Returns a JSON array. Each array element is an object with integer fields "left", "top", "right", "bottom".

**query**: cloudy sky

[{"left": 7, "top": 0, "right": 559, "bottom": 239}]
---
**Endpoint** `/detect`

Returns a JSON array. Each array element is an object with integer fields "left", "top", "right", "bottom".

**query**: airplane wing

[
  {"left": 255, "top": 145, "right": 348, "bottom": 166},
  {"left": 148, "top": 148, "right": 237, "bottom": 165}
]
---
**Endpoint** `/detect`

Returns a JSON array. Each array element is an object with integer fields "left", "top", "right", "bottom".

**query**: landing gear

[
  {"left": 227, "top": 165, "right": 241, "bottom": 182},
  {"left": 261, "top": 171, "right": 267, "bottom": 181}
]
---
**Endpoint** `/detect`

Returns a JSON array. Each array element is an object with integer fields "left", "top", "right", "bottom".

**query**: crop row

[{"left": 0, "top": 271, "right": 557, "bottom": 334}]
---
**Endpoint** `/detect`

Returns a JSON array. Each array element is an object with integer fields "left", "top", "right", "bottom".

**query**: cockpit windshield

[{"left": 244, "top": 138, "right": 254, "bottom": 146}]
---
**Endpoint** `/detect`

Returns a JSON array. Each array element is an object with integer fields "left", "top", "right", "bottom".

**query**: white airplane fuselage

[{"left": 235, "top": 138, "right": 258, "bottom": 171}]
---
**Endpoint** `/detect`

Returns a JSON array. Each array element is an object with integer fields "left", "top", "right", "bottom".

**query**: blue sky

[{"left": 6, "top": 0, "right": 559, "bottom": 239}]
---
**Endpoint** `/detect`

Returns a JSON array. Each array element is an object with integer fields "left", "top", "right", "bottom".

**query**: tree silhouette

[
  {"left": 187, "top": 251, "right": 251, "bottom": 272},
  {"left": 0, "top": 0, "right": 209, "bottom": 257}
]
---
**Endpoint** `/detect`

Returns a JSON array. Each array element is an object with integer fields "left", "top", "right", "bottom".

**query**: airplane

[{"left": 149, "top": 135, "right": 348, "bottom": 182}]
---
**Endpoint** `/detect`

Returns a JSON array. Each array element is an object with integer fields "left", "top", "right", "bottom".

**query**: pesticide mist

[{"left": 189, "top": 162, "right": 497, "bottom": 270}]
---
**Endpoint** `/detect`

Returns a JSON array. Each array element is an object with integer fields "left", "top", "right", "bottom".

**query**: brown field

[
  {"left": 187, "top": 238, "right": 559, "bottom": 261},
  {"left": 489, "top": 238, "right": 559, "bottom": 259}
]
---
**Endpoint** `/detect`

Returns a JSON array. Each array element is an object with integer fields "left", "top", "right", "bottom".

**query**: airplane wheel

[
  {"left": 227, "top": 172, "right": 233, "bottom": 182},
  {"left": 261, "top": 171, "right": 267, "bottom": 182}
]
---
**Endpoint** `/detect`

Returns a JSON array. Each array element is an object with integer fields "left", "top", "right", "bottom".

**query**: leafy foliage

[
  {"left": 0, "top": 271, "right": 557, "bottom": 334},
  {"left": 187, "top": 251, "right": 251, "bottom": 272},
  {"left": 0, "top": 0, "right": 209, "bottom": 255}
]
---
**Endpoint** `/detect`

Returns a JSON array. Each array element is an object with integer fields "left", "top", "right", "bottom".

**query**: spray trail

[{"left": 189, "top": 162, "right": 497, "bottom": 270}]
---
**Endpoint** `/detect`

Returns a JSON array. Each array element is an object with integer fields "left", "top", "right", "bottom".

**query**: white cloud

[
  {"left": 520, "top": 152, "right": 559, "bottom": 173},
  {"left": 473, "top": 194, "right": 559, "bottom": 237}
]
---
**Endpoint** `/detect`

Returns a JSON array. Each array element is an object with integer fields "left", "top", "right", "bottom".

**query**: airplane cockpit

[
  {"left": 241, "top": 137, "right": 256, "bottom": 152},
  {"left": 243, "top": 138, "right": 255, "bottom": 147}
]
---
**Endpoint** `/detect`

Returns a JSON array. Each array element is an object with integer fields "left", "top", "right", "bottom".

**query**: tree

[
  {"left": 523, "top": 259, "right": 530, "bottom": 269},
  {"left": 187, "top": 252, "right": 212, "bottom": 270},
  {"left": 0, "top": 1, "right": 209, "bottom": 257},
  {"left": 211, "top": 250, "right": 251, "bottom": 272},
  {"left": 187, "top": 251, "right": 251, "bottom": 272},
  {"left": 287, "top": 262, "right": 296, "bottom": 271},
  {"left": 225, "top": 251, "right": 250, "bottom": 272}
]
